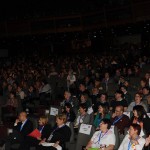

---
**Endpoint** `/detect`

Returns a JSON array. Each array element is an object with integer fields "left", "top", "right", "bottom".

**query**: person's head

[
  {"left": 17, "top": 86, "right": 22, "bottom": 92},
  {"left": 56, "top": 114, "right": 67, "bottom": 126},
  {"left": 115, "top": 90, "right": 124, "bottom": 100},
  {"left": 133, "top": 105, "right": 147, "bottom": 120},
  {"left": 124, "top": 80, "right": 129, "bottom": 87},
  {"left": 18, "top": 112, "right": 27, "bottom": 122},
  {"left": 79, "top": 103, "right": 87, "bottom": 114},
  {"left": 65, "top": 103, "right": 72, "bottom": 113},
  {"left": 8, "top": 84, "right": 13, "bottom": 92},
  {"left": 142, "top": 86, "right": 150, "bottom": 95},
  {"left": 120, "top": 85, "right": 127, "bottom": 94},
  {"left": 115, "top": 106, "right": 124, "bottom": 117},
  {"left": 145, "top": 72, "right": 150, "bottom": 80},
  {"left": 95, "top": 79, "right": 101, "bottom": 88},
  {"left": 98, "top": 104, "right": 108, "bottom": 115},
  {"left": 104, "top": 72, "right": 109, "bottom": 79},
  {"left": 92, "top": 87, "right": 99, "bottom": 95},
  {"left": 79, "top": 83, "right": 86, "bottom": 92},
  {"left": 99, "top": 118, "right": 111, "bottom": 131},
  {"left": 64, "top": 91, "right": 71, "bottom": 100},
  {"left": 100, "top": 93, "right": 107, "bottom": 102},
  {"left": 134, "top": 93, "right": 142, "bottom": 104},
  {"left": 80, "top": 94, "right": 88, "bottom": 103},
  {"left": 38, "top": 116, "right": 48, "bottom": 126},
  {"left": 140, "top": 78, "right": 147, "bottom": 87},
  {"left": 29, "top": 85, "right": 34, "bottom": 92},
  {"left": 129, "top": 124, "right": 141, "bottom": 137},
  {"left": 9, "top": 91, "right": 16, "bottom": 99}
]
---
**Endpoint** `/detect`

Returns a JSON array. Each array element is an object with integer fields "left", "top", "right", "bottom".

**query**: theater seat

[
  {"left": 75, "top": 125, "right": 95, "bottom": 150},
  {"left": 65, "top": 122, "right": 75, "bottom": 150},
  {"left": 114, "top": 126, "right": 120, "bottom": 150}
]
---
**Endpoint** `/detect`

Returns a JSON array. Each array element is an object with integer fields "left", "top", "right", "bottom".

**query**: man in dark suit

[{"left": 4, "top": 112, "right": 33, "bottom": 150}]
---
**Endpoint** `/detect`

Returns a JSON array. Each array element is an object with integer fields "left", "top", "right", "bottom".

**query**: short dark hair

[
  {"left": 115, "top": 90, "right": 124, "bottom": 98},
  {"left": 130, "top": 123, "right": 141, "bottom": 135},
  {"left": 79, "top": 103, "right": 88, "bottom": 112},
  {"left": 65, "top": 103, "right": 72, "bottom": 109},
  {"left": 101, "top": 118, "right": 111, "bottom": 129},
  {"left": 142, "top": 86, "right": 150, "bottom": 92}
]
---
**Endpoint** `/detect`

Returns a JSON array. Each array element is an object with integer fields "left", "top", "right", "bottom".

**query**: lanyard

[
  {"left": 39, "top": 126, "right": 44, "bottom": 133},
  {"left": 128, "top": 136, "right": 139, "bottom": 150},
  {"left": 79, "top": 115, "right": 85, "bottom": 123},
  {"left": 128, "top": 141, "right": 132, "bottom": 150},
  {"left": 20, "top": 119, "right": 28, "bottom": 131},
  {"left": 47, "top": 125, "right": 65, "bottom": 141},
  {"left": 113, "top": 115, "right": 123, "bottom": 125},
  {"left": 95, "top": 130, "right": 108, "bottom": 144}
]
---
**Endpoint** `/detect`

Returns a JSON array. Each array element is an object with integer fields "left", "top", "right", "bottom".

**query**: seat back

[
  {"left": 114, "top": 126, "right": 120, "bottom": 150},
  {"left": 28, "top": 117, "right": 38, "bottom": 130},
  {"left": 75, "top": 125, "right": 95, "bottom": 150}
]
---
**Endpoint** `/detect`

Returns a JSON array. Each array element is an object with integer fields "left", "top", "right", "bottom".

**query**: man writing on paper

[{"left": 4, "top": 112, "right": 33, "bottom": 150}]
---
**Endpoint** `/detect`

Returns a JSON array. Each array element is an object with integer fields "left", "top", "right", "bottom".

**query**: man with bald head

[
  {"left": 4, "top": 112, "right": 33, "bottom": 150},
  {"left": 111, "top": 106, "right": 130, "bottom": 142}
]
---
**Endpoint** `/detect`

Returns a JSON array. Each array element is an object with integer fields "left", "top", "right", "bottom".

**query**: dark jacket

[
  {"left": 41, "top": 124, "right": 52, "bottom": 139},
  {"left": 50, "top": 125, "right": 71, "bottom": 147},
  {"left": 13, "top": 119, "right": 33, "bottom": 137}
]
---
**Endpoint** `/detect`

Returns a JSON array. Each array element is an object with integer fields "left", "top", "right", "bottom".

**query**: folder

[{"left": 28, "top": 129, "right": 41, "bottom": 138}]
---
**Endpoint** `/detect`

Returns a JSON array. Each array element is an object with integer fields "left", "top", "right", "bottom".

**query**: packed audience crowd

[{"left": 0, "top": 49, "right": 150, "bottom": 150}]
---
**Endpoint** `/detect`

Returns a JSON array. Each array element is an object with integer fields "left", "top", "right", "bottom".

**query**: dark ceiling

[{"left": 0, "top": 0, "right": 130, "bottom": 21}]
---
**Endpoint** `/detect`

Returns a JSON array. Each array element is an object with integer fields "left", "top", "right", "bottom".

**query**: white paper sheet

[
  {"left": 41, "top": 142, "right": 62, "bottom": 150},
  {"left": 87, "top": 107, "right": 93, "bottom": 115},
  {"left": 79, "top": 124, "right": 92, "bottom": 135},
  {"left": 50, "top": 107, "right": 58, "bottom": 116}
]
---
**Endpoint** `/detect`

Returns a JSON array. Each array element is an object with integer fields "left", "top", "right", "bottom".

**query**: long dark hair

[
  {"left": 132, "top": 105, "right": 149, "bottom": 122},
  {"left": 98, "top": 103, "right": 109, "bottom": 118}
]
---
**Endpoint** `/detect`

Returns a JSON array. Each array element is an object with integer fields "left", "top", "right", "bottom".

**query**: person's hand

[
  {"left": 15, "top": 119, "right": 20, "bottom": 124},
  {"left": 145, "top": 135, "right": 150, "bottom": 146},
  {"left": 39, "top": 138, "right": 46, "bottom": 145},
  {"left": 37, "top": 137, "right": 42, "bottom": 140},
  {"left": 112, "top": 113, "right": 116, "bottom": 118},
  {"left": 53, "top": 141, "right": 59, "bottom": 147}
]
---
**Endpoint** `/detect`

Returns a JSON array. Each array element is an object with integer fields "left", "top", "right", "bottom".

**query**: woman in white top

[
  {"left": 86, "top": 118, "right": 115, "bottom": 150},
  {"left": 118, "top": 123, "right": 145, "bottom": 150}
]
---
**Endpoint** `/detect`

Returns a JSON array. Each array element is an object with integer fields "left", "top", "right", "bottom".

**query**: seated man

[
  {"left": 111, "top": 105, "right": 130, "bottom": 142},
  {"left": 37, "top": 114, "right": 71, "bottom": 150},
  {"left": 4, "top": 112, "right": 33, "bottom": 150},
  {"left": 85, "top": 118, "right": 115, "bottom": 150},
  {"left": 110, "top": 90, "right": 128, "bottom": 112}
]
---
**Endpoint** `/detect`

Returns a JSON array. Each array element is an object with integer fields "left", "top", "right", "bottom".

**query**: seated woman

[
  {"left": 80, "top": 93, "right": 92, "bottom": 109},
  {"left": 64, "top": 103, "right": 76, "bottom": 122},
  {"left": 118, "top": 124, "right": 145, "bottom": 150},
  {"left": 131, "top": 105, "right": 150, "bottom": 136},
  {"left": 37, "top": 114, "right": 71, "bottom": 150},
  {"left": 85, "top": 118, "right": 115, "bottom": 150},
  {"left": 2, "top": 92, "right": 18, "bottom": 120},
  {"left": 127, "top": 93, "right": 148, "bottom": 112},
  {"left": 19, "top": 116, "right": 52, "bottom": 150},
  {"left": 74, "top": 103, "right": 90, "bottom": 127},
  {"left": 94, "top": 104, "right": 110, "bottom": 129}
]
